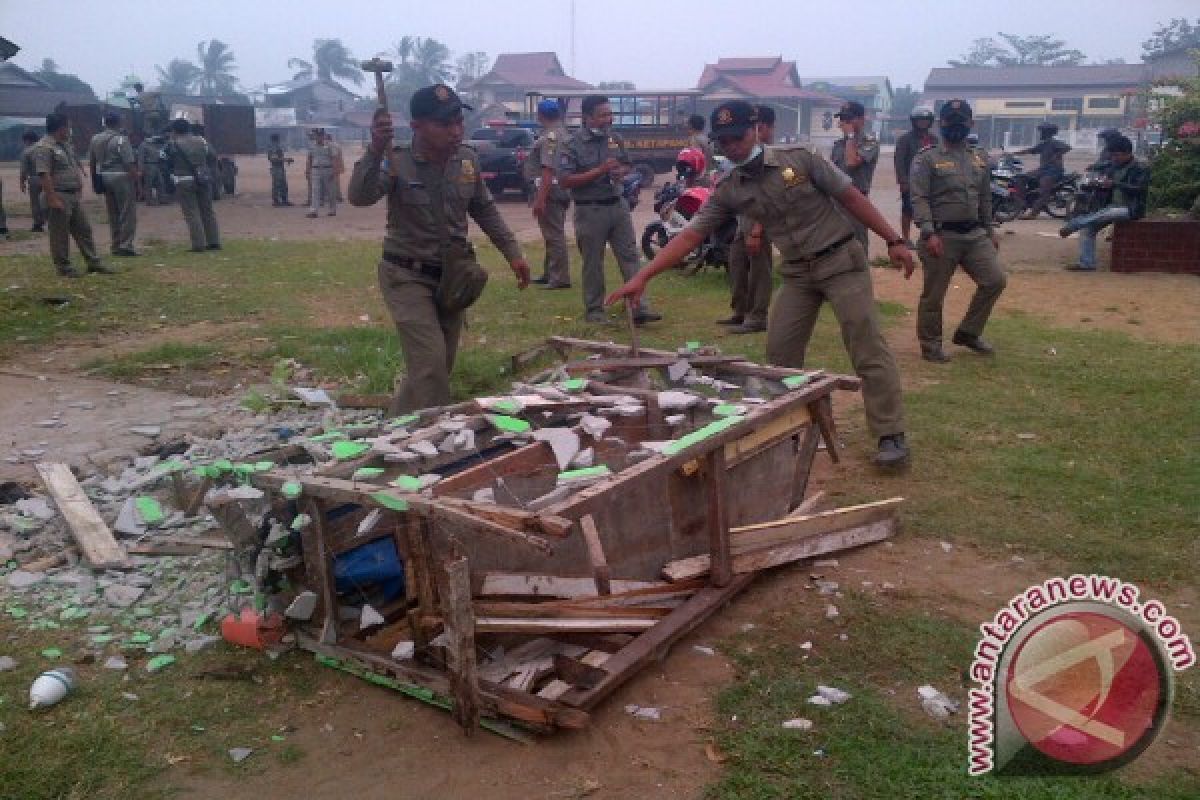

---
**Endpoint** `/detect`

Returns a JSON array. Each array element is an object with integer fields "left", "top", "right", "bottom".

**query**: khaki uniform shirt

[
  {"left": 309, "top": 141, "right": 337, "bottom": 169},
  {"left": 527, "top": 123, "right": 569, "bottom": 202},
  {"left": 348, "top": 144, "right": 523, "bottom": 266},
  {"left": 687, "top": 145, "right": 854, "bottom": 275},
  {"left": 167, "top": 134, "right": 216, "bottom": 179},
  {"left": 558, "top": 127, "right": 631, "bottom": 202},
  {"left": 89, "top": 129, "right": 135, "bottom": 173},
  {"left": 830, "top": 132, "right": 879, "bottom": 195},
  {"left": 138, "top": 140, "right": 163, "bottom": 171},
  {"left": 20, "top": 144, "right": 41, "bottom": 184},
  {"left": 32, "top": 136, "right": 84, "bottom": 190},
  {"left": 687, "top": 131, "right": 716, "bottom": 175},
  {"left": 909, "top": 142, "right": 993, "bottom": 236}
]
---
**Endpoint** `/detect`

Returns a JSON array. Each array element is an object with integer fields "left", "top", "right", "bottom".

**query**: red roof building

[
  {"left": 695, "top": 57, "right": 843, "bottom": 144},
  {"left": 461, "top": 52, "right": 591, "bottom": 114}
]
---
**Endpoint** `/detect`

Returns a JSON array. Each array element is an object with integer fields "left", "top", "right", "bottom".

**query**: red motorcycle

[{"left": 640, "top": 148, "right": 734, "bottom": 271}]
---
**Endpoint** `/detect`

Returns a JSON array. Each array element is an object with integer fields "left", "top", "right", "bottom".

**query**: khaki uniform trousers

[
  {"left": 916, "top": 231, "right": 1006, "bottom": 346},
  {"left": 766, "top": 240, "right": 905, "bottom": 438},
  {"left": 727, "top": 231, "right": 773, "bottom": 326},
  {"left": 310, "top": 169, "right": 336, "bottom": 214},
  {"left": 573, "top": 200, "right": 646, "bottom": 314},
  {"left": 176, "top": 178, "right": 220, "bottom": 250},
  {"left": 28, "top": 177, "right": 46, "bottom": 228},
  {"left": 378, "top": 261, "right": 464, "bottom": 414},
  {"left": 46, "top": 191, "right": 100, "bottom": 267},
  {"left": 537, "top": 197, "right": 571, "bottom": 285},
  {"left": 141, "top": 167, "right": 163, "bottom": 205},
  {"left": 101, "top": 173, "right": 137, "bottom": 253}
]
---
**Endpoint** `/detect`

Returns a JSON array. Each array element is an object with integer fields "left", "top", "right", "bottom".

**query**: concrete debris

[
  {"left": 824, "top": 604, "right": 840, "bottom": 620},
  {"left": 104, "top": 584, "right": 146, "bottom": 609},
  {"left": 225, "top": 486, "right": 265, "bottom": 501},
  {"left": 357, "top": 509, "right": 383, "bottom": 536},
  {"left": 291, "top": 387, "right": 336, "bottom": 408},
  {"left": 7, "top": 570, "right": 47, "bottom": 590},
  {"left": 103, "top": 656, "right": 128, "bottom": 671},
  {"left": 693, "top": 645, "right": 716, "bottom": 656},
  {"left": 624, "top": 704, "right": 662, "bottom": 721},
  {"left": 113, "top": 498, "right": 147, "bottom": 537},
  {"left": 569, "top": 447, "right": 594, "bottom": 469},
  {"left": 16, "top": 497, "right": 57, "bottom": 521},
  {"left": 360, "top": 604, "right": 385, "bottom": 629},
  {"left": 656, "top": 390, "right": 701, "bottom": 411},
  {"left": 228, "top": 747, "right": 254, "bottom": 764},
  {"left": 917, "top": 685, "right": 959, "bottom": 719},
  {"left": 782, "top": 718, "right": 813, "bottom": 730},
  {"left": 815, "top": 686, "right": 852, "bottom": 705},
  {"left": 184, "top": 636, "right": 221, "bottom": 654},
  {"left": 807, "top": 695, "right": 833, "bottom": 707},
  {"left": 815, "top": 580, "right": 839, "bottom": 595},
  {"left": 940, "top": 542, "right": 953, "bottom": 553},
  {"left": 391, "top": 641, "right": 415, "bottom": 660},
  {"left": 0, "top": 656, "right": 17, "bottom": 672},
  {"left": 129, "top": 426, "right": 162, "bottom": 438},
  {"left": 410, "top": 440, "right": 439, "bottom": 458},
  {"left": 579, "top": 414, "right": 611, "bottom": 439},
  {"left": 667, "top": 360, "right": 691, "bottom": 382},
  {"left": 285, "top": 591, "right": 317, "bottom": 621},
  {"left": 471, "top": 488, "right": 496, "bottom": 504},
  {"left": 532, "top": 428, "right": 581, "bottom": 470}
]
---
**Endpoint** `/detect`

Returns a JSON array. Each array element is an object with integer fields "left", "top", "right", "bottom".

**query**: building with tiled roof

[
  {"left": 694, "top": 57, "right": 843, "bottom": 145},
  {"left": 461, "top": 52, "right": 591, "bottom": 114}
]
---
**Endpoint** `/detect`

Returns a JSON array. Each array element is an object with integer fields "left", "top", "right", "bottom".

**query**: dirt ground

[{"left": 2, "top": 147, "right": 1198, "bottom": 798}]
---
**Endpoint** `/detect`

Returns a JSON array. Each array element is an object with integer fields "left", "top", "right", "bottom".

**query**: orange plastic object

[{"left": 220, "top": 609, "right": 285, "bottom": 650}]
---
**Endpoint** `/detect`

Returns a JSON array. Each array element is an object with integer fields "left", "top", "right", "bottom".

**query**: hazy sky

[{"left": 2, "top": 0, "right": 1195, "bottom": 97}]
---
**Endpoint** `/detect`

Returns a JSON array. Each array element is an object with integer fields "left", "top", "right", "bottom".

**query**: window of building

[
  {"left": 1051, "top": 97, "right": 1083, "bottom": 112},
  {"left": 1087, "top": 96, "right": 1122, "bottom": 109},
  {"left": 1005, "top": 100, "right": 1047, "bottom": 109}
]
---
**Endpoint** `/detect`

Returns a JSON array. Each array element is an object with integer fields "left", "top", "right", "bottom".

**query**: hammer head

[{"left": 361, "top": 58, "right": 394, "bottom": 74}]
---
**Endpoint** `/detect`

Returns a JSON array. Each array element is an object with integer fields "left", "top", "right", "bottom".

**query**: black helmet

[
  {"left": 1037, "top": 123, "right": 1059, "bottom": 136},
  {"left": 910, "top": 107, "right": 934, "bottom": 122}
]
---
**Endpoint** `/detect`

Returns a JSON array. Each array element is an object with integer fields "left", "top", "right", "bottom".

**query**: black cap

[
  {"left": 709, "top": 101, "right": 758, "bottom": 138},
  {"left": 410, "top": 84, "right": 473, "bottom": 122},
  {"left": 834, "top": 101, "right": 866, "bottom": 120},
  {"left": 939, "top": 99, "right": 973, "bottom": 123}
]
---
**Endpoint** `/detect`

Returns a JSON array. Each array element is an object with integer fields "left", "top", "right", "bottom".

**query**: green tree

[
  {"left": 1149, "top": 53, "right": 1200, "bottom": 212},
  {"left": 195, "top": 39, "right": 238, "bottom": 96},
  {"left": 32, "top": 58, "right": 97, "bottom": 97},
  {"left": 155, "top": 59, "right": 201, "bottom": 94},
  {"left": 1142, "top": 17, "right": 1200, "bottom": 58},
  {"left": 391, "top": 36, "right": 453, "bottom": 86},
  {"left": 308, "top": 38, "right": 363, "bottom": 86},
  {"left": 455, "top": 51, "right": 489, "bottom": 86},
  {"left": 891, "top": 85, "right": 919, "bottom": 118},
  {"left": 949, "top": 33, "right": 1086, "bottom": 67}
]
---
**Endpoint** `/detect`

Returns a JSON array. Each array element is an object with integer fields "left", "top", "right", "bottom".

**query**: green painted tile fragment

[
  {"left": 192, "top": 612, "right": 212, "bottom": 631},
  {"left": 157, "top": 459, "right": 188, "bottom": 474},
  {"left": 271, "top": 735, "right": 286, "bottom": 742},
  {"left": 194, "top": 465, "right": 221, "bottom": 479},
  {"left": 135, "top": 497, "right": 166, "bottom": 525},
  {"left": 488, "top": 414, "right": 531, "bottom": 434},
  {"left": 783, "top": 373, "right": 813, "bottom": 389},
  {"left": 307, "top": 430, "right": 344, "bottom": 443},
  {"left": 253, "top": 461, "right": 275, "bottom": 472},
  {"left": 558, "top": 465, "right": 611, "bottom": 482},
  {"left": 685, "top": 341, "right": 700, "bottom": 350},
  {"left": 331, "top": 440, "right": 371, "bottom": 460},
  {"left": 146, "top": 654, "right": 176, "bottom": 673},
  {"left": 59, "top": 606, "right": 89, "bottom": 621},
  {"left": 29, "top": 620, "right": 60, "bottom": 631},
  {"left": 5, "top": 606, "right": 27, "bottom": 619},
  {"left": 230, "top": 579, "right": 253, "bottom": 595},
  {"left": 712, "top": 404, "right": 742, "bottom": 417},
  {"left": 129, "top": 632, "right": 153, "bottom": 645},
  {"left": 559, "top": 378, "right": 587, "bottom": 393},
  {"left": 133, "top": 607, "right": 154, "bottom": 618},
  {"left": 41, "top": 648, "right": 62, "bottom": 659},
  {"left": 213, "top": 459, "right": 235, "bottom": 473},
  {"left": 92, "top": 634, "right": 115, "bottom": 644},
  {"left": 663, "top": 415, "right": 746, "bottom": 456},
  {"left": 352, "top": 467, "right": 386, "bottom": 481},
  {"left": 491, "top": 398, "right": 522, "bottom": 414},
  {"left": 370, "top": 493, "right": 409, "bottom": 512},
  {"left": 387, "top": 414, "right": 420, "bottom": 429},
  {"left": 281, "top": 482, "right": 303, "bottom": 499},
  {"left": 291, "top": 514, "right": 312, "bottom": 531},
  {"left": 390, "top": 475, "right": 422, "bottom": 492}
]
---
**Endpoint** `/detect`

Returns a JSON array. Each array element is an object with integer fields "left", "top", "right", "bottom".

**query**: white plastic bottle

[{"left": 29, "top": 667, "right": 77, "bottom": 709}]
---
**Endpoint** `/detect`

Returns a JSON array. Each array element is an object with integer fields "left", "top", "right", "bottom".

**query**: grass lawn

[{"left": 1, "top": 238, "right": 1196, "bottom": 798}]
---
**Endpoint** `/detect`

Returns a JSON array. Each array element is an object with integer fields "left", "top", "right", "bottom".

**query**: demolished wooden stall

[{"left": 233, "top": 337, "right": 900, "bottom": 734}]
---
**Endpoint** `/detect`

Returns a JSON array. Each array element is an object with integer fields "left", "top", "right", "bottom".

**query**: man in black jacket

[{"left": 1058, "top": 136, "right": 1149, "bottom": 271}]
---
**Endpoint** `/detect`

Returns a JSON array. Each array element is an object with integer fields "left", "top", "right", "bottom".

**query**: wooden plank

[
  {"left": 475, "top": 617, "right": 658, "bottom": 634},
  {"left": 562, "top": 355, "right": 742, "bottom": 373},
  {"left": 19, "top": 550, "right": 73, "bottom": 572},
  {"left": 723, "top": 407, "right": 811, "bottom": 466},
  {"left": 553, "top": 653, "right": 608, "bottom": 689},
  {"left": 790, "top": 490, "right": 826, "bottom": 517},
  {"left": 335, "top": 392, "right": 392, "bottom": 410},
  {"left": 440, "top": 549, "right": 481, "bottom": 734},
  {"left": 433, "top": 497, "right": 574, "bottom": 538},
  {"left": 128, "top": 543, "right": 203, "bottom": 557},
  {"left": 477, "top": 572, "right": 662, "bottom": 599},
  {"left": 733, "top": 519, "right": 895, "bottom": 573},
  {"left": 35, "top": 462, "right": 129, "bottom": 569},
  {"left": 403, "top": 515, "right": 438, "bottom": 638},
  {"left": 579, "top": 514, "right": 611, "bottom": 595},
  {"left": 732, "top": 498, "right": 903, "bottom": 552},
  {"left": 809, "top": 395, "right": 840, "bottom": 464},
  {"left": 559, "top": 574, "right": 756, "bottom": 710},
  {"left": 475, "top": 603, "right": 669, "bottom": 620},
  {"left": 705, "top": 449, "right": 733, "bottom": 587},
  {"left": 788, "top": 424, "right": 821, "bottom": 511},
  {"left": 134, "top": 533, "right": 233, "bottom": 550},
  {"left": 432, "top": 440, "right": 553, "bottom": 496},
  {"left": 301, "top": 497, "right": 341, "bottom": 645},
  {"left": 538, "top": 650, "right": 611, "bottom": 700}
]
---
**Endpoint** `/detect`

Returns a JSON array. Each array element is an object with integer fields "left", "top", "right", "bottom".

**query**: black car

[{"left": 467, "top": 127, "right": 535, "bottom": 199}]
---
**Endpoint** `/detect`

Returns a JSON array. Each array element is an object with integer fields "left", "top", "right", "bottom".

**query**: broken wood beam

[
  {"left": 809, "top": 395, "right": 840, "bottom": 464},
  {"left": 300, "top": 498, "right": 341, "bottom": 645},
  {"left": 19, "top": 550, "right": 74, "bottom": 572},
  {"left": 440, "top": 547, "right": 481, "bottom": 735},
  {"left": 475, "top": 616, "right": 658, "bottom": 634},
  {"left": 474, "top": 603, "right": 669, "bottom": 620},
  {"left": 552, "top": 653, "right": 608, "bottom": 690},
  {"left": 562, "top": 355, "right": 742, "bottom": 373},
  {"left": 579, "top": 514, "right": 611, "bottom": 595},
  {"left": 705, "top": 449, "right": 733, "bottom": 587},
  {"left": 476, "top": 572, "right": 662, "bottom": 600},
  {"left": 35, "top": 462, "right": 130, "bottom": 570},
  {"left": 539, "top": 650, "right": 613, "bottom": 700}
]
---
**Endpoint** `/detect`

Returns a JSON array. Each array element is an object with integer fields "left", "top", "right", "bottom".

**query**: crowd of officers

[{"left": 21, "top": 83, "right": 1139, "bottom": 468}]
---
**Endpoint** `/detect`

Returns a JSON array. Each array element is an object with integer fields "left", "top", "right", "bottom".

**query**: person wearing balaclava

[{"left": 909, "top": 99, "right": 1007, "bottom": 364}]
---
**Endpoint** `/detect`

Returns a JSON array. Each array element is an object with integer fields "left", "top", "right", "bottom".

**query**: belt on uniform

[
  {"left": 791, "top": 233, "right": 854, "bottom": 263},
  {"left": 382, "top": 252, "right": 443, "bottom": 280},
  {"left": 573, "top": 196, "right": 620, "bottom": 206},
  {"left": 936, "top": 220, "right": 981, "bottom": 234},
  {"left": 57, "top": 188, "right": 79, "bottom": 193}
]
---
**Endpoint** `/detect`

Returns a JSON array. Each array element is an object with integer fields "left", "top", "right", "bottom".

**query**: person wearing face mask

[
  {"left": 909, "top": 99, "right": 1007, "bottom": 363},
  {"left": 559, "top": 94, "right": 663, "bottom": 325},
  {"left": 607, "top": 100, "right": 915, "bottom": 468},
  {"left": 1057, "top": 135, "right": 1149, "bottom": 271},
  {"left": 830, "top": 101, "right": 880, "bottom": 253}
]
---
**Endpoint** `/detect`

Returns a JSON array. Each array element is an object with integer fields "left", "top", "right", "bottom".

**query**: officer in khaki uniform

[
  {"left": 609, "top": 100, "right": 914, "bottom": 467},
  {"left": 89, "top": 112, "right": 139, "bottom": 256},
  {"left": 559, "top": 94, "right": 661, "bottom": 325},
  {"left": 721, "top": 104, "right": 776, "bottom": 334},
  {"left": 33, "top": 113, "right": 112, "bottom": 277},
  {"left": 19, "top": 130, "right": 46, "bottom": 232},
  {"left": 166, "top": 117, "right": 221, "bottom": 251},
  {"left": 306, "top": 129, "right": 339, "bottom": 217},
  {"left": 528, "top": 99, "right": 572, "bottom": 289},
  {"left": 267, "top": 133, "right": 293, "bottom": 206},
  {"left": 830, "top": 101, "right": 880, "bottom": 252},
  {"left": 137, "top": 136, "right": 165, "bottom": 206},
  {"left": 349, "top": 84, "right": 530, "bottom": 413},
  {"left": 909, "top": 99, "right": 1006, "bottom": 363}
]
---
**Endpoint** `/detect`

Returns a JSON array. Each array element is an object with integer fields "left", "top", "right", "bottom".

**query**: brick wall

[{"left": 1111, "top": 220, "right": 1200, "bottom": 274}]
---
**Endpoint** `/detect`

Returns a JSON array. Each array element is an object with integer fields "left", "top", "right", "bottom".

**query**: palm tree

[
  {"left": 311, "top": 39, "right": 363, "bottom": 86},
  {"left": 392, "top": 37, "right": 453, "bottom": 86},
  {"left": 155, "top": 59, "right": 202, "bottom": 94},
  {"left": 195, "top": 39, "right": 238, "bottom": 96},
  {"left": 287, "top": 57, "right": 314, "bottom": 82}
]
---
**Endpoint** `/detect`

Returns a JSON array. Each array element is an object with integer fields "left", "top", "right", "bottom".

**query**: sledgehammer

[{"left": 361, "top": 57, "right": 396, "bottom": 175}]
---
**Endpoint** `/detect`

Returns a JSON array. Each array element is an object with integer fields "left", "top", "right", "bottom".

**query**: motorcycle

[
  {"left": 1068, "top": 166, "right": 1112, "bottom": 219},
  {"left": 991, "top": 170, "right": 1079, "bottom": 222},
  {"left": 639, "top": 178, "right": 734, "bottom": 272}
]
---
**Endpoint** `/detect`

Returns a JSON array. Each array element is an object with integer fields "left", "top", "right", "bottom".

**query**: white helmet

[{"left": 910, "top": 106, "right": 935, "bottom": 121}]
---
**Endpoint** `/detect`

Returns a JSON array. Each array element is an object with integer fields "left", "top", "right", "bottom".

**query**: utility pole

[{"left": 570, "top": 0, "right": 576, "bottom": 76}]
